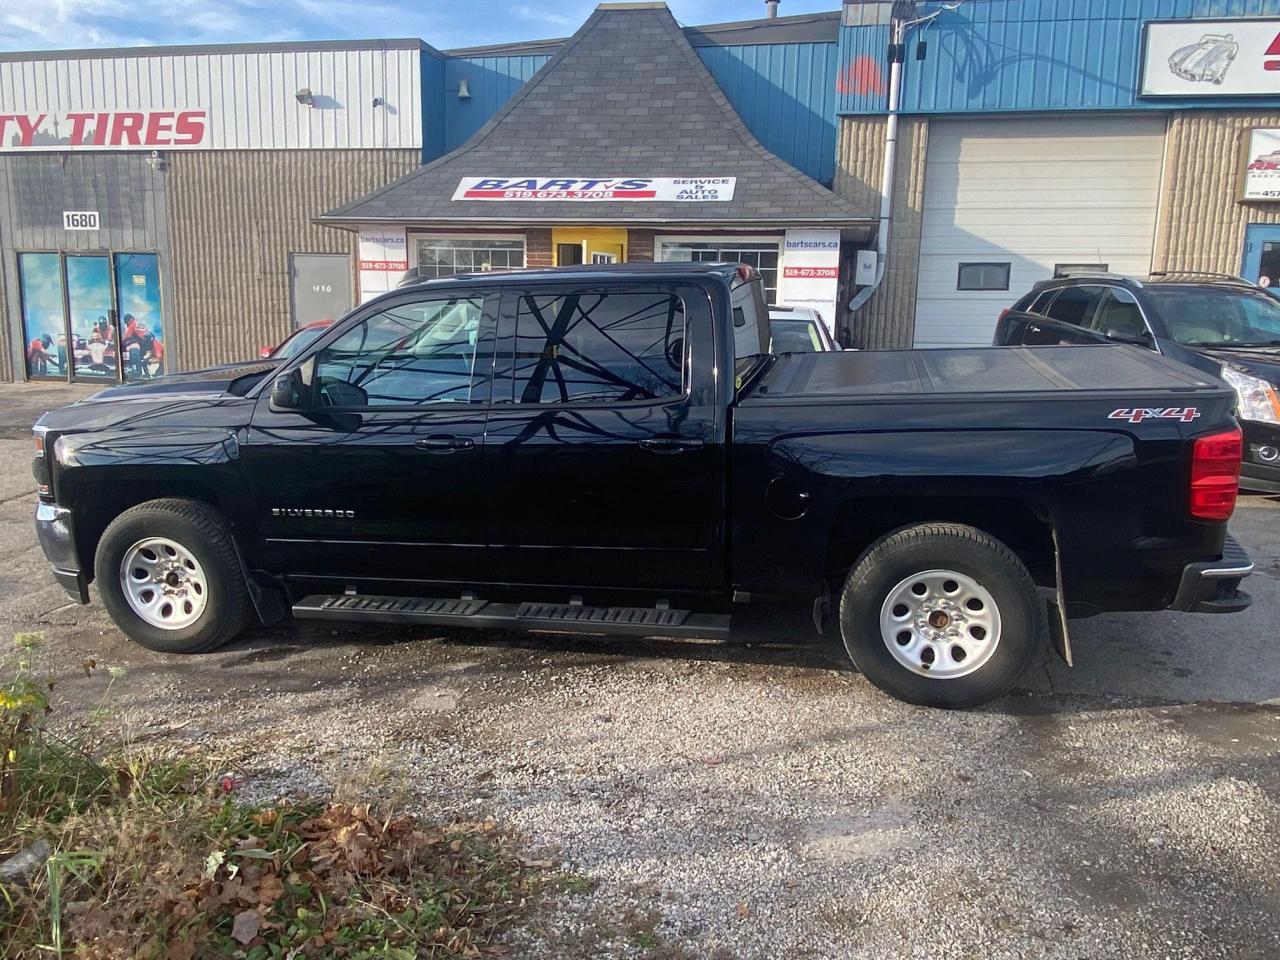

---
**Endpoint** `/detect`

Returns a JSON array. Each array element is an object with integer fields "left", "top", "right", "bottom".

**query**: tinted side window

[
  {"left": 1027, "top": 289, "right": 1058, "bottom": 314},
  {"left": 499, "top": 290, "right": 685, "bottom": 404},
  {"left": 1045, "top": 285, "right": 1104, "bottom": 326},
  {"left": 312, "top": 296, "right": 484, "bottom": 407},
  {"left": 1090, "top": 289, "right": 1147, "bottom": 339}
]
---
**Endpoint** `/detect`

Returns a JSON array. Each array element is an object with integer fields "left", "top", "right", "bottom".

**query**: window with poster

[
  {"left": 657, "top": 237, "right": 781, "bottom": 304},
  {"left": 17, "top": 250, "right": 166, "bottom": 383}
]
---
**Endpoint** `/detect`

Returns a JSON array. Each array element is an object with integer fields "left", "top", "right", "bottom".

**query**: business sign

[
  {"left": 1140, "top": 19, "right": 1280, "bottom": 96},
  {"left": 452, "top": 177, "right": 736, "bottom": 202},
  {"left": 1243, "top": 128, "right": 1280, "bottom": 200},
  {"left": 0, "top": 110, "right": 208, "bottom": 151},
  {"left": 62, "top": 211, "right": 100, "bottom": 231},
  {"left": 779, "top": 229, "right": 841, "bottom": 335},
  {"left": 356, "top": 228, "right": 408, "bottom": 304}
]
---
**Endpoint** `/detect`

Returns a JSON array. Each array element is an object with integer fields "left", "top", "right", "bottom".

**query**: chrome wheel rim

[
  {"left": 119, "top": 537, "right": 208, "bottom": 630},
  {"left": 879, "top": 569, "right": 1001, "bottom": 680}
]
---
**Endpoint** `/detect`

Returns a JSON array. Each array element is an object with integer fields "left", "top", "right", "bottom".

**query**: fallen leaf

[
  {"left": 231, "top": 909, "right": 260, "bottom": 945},
  {"left": 736, "top": 901, "right": 749, "bottom": 918}
]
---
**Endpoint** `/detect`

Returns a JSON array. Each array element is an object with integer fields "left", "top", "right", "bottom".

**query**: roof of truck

[
  {"left": 398, "top": 261, "right": 744, "bottom": 288},
  {"left": 748, "top": 345, "right": 1224, "bottom": 402}
]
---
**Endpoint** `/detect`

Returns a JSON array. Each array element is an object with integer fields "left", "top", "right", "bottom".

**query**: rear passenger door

[
  {"left": 1023, "top": 284, "right": 1107, "bottom": 345},
  {"left": 483, "top": 281, "right": 724, "bottom": 592}
]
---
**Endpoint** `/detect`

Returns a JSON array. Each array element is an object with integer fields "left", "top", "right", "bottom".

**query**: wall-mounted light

[
  {"left": 295, "top": 87, "right": 315, "bottom": 107},
  {"left": 372, "top": 96, "right": 385, "bottom": 108},
  {"left": 457, "top": 78, "right": 471, "bottom": 101}
]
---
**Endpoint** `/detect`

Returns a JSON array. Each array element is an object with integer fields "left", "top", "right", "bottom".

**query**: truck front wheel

[
  {"left": 838, "top": 523, "right": 1047, "bottom": 708},
  {"left": 95, "top": 499, "right": 250, "bottom": 654}
]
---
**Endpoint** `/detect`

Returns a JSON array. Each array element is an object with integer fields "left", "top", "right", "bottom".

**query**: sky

[{"left": 0, "top": 0, "right": 841, "bottom": 51}]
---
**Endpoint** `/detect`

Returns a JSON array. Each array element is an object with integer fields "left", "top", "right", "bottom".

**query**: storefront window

[
  {"left": 18, "top": 253, "right": 67, "bottom": 380},
  {"left": 659, "top": 240, "right": 781, "bottom": 303},
  {"left": 415, "top": 237, "right": 525, "bottom": 278},
  {"left": 66, "top": 256, "right": 118, "bottom": 381},
  {"left": 114, "top": 253, "right": 166, "bottom": 381}
]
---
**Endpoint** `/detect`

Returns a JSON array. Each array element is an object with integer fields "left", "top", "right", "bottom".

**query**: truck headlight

[{"left": 1222, "top": 365, "right": 1280, "bottom": 425}]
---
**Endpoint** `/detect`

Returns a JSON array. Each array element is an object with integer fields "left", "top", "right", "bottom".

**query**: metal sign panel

[
  {"left": 451, "top": 177, "right": 737, "bottom": 202},
  {"left": 1243, "top": 128, "right": 1280, "bottom": 201},
  {"left": 1141, "top": 18, "right": 1280, "bottom": 97},
  {"left": 62, "top": 211, "right": 100, "bottom": 230}
]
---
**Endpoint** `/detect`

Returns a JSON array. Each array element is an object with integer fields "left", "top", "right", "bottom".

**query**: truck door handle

[
  {"left": 638, "top": 437, "right": 704, "bottom": 454},
  {"left": 414, "top": 435, "right": 474, "bottom": 453}
]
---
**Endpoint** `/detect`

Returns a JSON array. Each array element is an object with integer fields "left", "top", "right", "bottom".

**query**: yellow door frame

[{"left": 552, "top": 227, "right": 628, "bottom": 265}]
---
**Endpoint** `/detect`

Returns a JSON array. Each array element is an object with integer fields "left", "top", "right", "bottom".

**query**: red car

[{"left": 258, "top": 319, "right": 333, "bottom": 359}]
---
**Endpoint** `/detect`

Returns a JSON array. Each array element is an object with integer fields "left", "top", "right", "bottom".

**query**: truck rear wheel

[
  {"left": 94, "top": 499, "right": 250, "bottom": 654},
  {"left": 838, "top": 523, "right": 1046, "bottom": 708}
]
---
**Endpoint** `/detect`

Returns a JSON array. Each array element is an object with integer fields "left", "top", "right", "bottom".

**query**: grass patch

[{"left": 0, "top": 633, "right": 553, "bottom": 958}]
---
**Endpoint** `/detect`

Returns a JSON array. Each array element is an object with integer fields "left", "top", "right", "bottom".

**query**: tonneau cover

[{"left": 748, "top": 345, "right": 1222, "bottom": 400}]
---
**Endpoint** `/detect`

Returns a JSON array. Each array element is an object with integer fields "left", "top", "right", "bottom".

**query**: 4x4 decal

[{"left": 1108, "top": 407, "right": 1201, "bottom": 424}]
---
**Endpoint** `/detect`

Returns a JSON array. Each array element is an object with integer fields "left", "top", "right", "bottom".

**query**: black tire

[
  {"left": 837, "top": 523, "right": 1047, "bottom": 709},
  {"left": 94, "top": 498, "right": 250, "bottom": 654}
]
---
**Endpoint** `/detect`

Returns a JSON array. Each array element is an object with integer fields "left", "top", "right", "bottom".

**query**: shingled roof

[{"left": 320, "top": 2, "right": 868, "bottom": 228}]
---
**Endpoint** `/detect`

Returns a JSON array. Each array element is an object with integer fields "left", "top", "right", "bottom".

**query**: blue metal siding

[
  {"left": 838, "top": 0, "right": 1280, "bottom": 115},
  {"left": 697, "top": 42, "right": 839, "bottom": 184},
  {"left": 422, "top": 49, "right": 445, "bottom": 162},
  {"left": 444, "top": 54, "right": 550, "bottom": 150}
]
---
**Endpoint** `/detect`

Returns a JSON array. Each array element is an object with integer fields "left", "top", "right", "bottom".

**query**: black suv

[{"left": 995, "top": 272, "right": 1280, "bottom": 493}]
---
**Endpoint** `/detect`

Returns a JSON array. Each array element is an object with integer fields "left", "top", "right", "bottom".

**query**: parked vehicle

[
  {"left": 995, "top": 271, "right": 1280, "bottom": 493},
  {"left": 258, "top": 320, "right": 333, "bottom": 360},
  {"left": 768, "top": 306, "right": 838, "bottom": 353},
  {"left": 34, "top": 263, "right": 1252, "bottom": 708}
]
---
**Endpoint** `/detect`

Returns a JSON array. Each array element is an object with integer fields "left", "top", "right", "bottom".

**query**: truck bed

[{"left": 745, "top": 345, "right": 1222, "bottom": 402}]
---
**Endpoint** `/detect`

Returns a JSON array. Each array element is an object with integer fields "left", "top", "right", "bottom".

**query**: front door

[
  {"left": 243, "top": 288, "right": 498, "bottom": 588},
  {"left": 552, "top": 228, "right": 628, "bottom": 267},
  {"left": 290, "top": 253, "right": 353, "bottom": 328},
  {"left": 483, "top": 279, "right": 724, "bottom": 593},
  {"left": 1242, "top": 224, "right": 1280, "bottom": 290}
]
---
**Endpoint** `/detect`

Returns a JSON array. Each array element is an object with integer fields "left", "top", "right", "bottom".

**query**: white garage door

[{"left": 913, "top": 116, "right": 1167, "bottom": 347}]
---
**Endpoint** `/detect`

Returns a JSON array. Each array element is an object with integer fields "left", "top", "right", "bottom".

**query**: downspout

[
  {"left": 847, "top": 17, "right": 905, "bottom": 315},
  {"left": 847, "top": 2, "right": 962, "bottom": 323}
]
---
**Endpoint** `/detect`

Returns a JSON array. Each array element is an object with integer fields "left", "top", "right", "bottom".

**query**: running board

[{"left": 291, "top": 594, "right": 731, "bottom": 639}]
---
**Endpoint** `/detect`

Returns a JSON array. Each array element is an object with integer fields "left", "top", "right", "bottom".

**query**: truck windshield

[{"left": 1146, "top": 286, "right": 1280, "bottom": 346}]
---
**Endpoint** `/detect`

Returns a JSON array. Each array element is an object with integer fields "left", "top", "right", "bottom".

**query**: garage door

[{"left": 913, "top": 116, "right": 1166, "bottom": 347}]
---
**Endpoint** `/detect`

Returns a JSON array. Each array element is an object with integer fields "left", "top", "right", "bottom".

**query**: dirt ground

[{"left": 3, "top": 381, "right": 1279, "bottom": 959}]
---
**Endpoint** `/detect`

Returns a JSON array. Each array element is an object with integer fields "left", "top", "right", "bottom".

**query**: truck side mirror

[{"left": 269, "top": 369, "right": 307, "bottom": 411}]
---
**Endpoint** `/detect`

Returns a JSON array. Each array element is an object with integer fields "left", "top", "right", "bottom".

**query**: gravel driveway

[{"left": 3, "top": 382, "right": 1278, "bottom": 959}]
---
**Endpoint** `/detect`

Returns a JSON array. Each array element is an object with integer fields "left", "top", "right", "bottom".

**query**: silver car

[{"left": 1168, "top": 33, "right": 1238, "bottom": 84}]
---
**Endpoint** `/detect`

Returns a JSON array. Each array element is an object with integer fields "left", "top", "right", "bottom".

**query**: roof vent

[{"left": 765, "top": 0, "right": 779, "bottom": 18}]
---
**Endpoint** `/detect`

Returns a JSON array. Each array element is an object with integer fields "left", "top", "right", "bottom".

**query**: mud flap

[{"left": 1044, "top": 525, "right": 1073, "bottom": 666}]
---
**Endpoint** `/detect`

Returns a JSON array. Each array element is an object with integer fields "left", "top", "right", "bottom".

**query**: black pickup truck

[{"left": 32, "top": 263, "right": 1253, "bottom": 708}]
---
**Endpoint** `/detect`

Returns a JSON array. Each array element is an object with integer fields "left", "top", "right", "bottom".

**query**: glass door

[
  {"left": 17, "top": 253, "right": 69, "bottom": 381},
  {"left": 65, "top": 255, "right": 119, "bottom": 382},
  {"left": 1243, "top": 224, "right": 1280, "bottom": 291},
  {"left": 113, "top": 253, "right": 166, "bottom": 381}
]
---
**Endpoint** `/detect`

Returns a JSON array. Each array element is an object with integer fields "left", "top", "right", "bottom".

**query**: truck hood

[
  {"left": 1191, "top": 345, "right": 1280, "bottom": 385},
  {"left": 34, "top": 360, "right": 277, "bottom": 433},
  {"left": 82, "top": 359, "right": 280, "bottom": 402}
]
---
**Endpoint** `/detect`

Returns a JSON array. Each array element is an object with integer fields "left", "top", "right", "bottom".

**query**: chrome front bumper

[{"left": 34, "top": 502, "right": 89, "bottom": 603}]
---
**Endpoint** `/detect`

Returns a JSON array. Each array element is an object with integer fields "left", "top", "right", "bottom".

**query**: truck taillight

[
  {"left": 32, "top": 428, "right": 51, "bottom": 497},
  {"left": 1189, "top": 428, "right": 1242, "bottom": 521}
]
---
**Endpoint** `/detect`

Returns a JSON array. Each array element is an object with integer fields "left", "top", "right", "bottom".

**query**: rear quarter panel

[{"left": 730, "top": 392, "right": 1237, "bottom": 613}]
